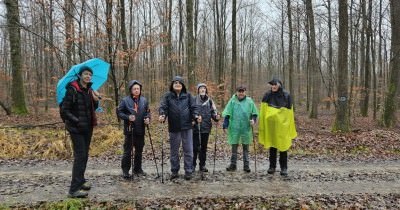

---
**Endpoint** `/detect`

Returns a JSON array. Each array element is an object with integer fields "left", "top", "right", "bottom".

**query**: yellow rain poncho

[
  {"left": 258, "top": 103, "right": 297, "bottom": 151},
  {"left": 222, "top": 95, "right": 259, "bottom": 145}
]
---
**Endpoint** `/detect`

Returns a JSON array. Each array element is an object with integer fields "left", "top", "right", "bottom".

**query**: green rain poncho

[
  {"left": 222, "top": 95, "right": 259, "bottom": 145},
  {"left": 258, "top": 103, "right": 297, "bottom": 151}
]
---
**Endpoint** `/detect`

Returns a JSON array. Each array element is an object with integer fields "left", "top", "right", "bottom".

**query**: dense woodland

[{"left": 0, "top": 0, "right": 399, "bottom": 130}]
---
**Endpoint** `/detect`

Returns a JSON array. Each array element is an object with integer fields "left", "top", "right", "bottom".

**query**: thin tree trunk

[
  {"left": 287, "top": 0, "right": 294, "bottom": 108},
  {"left": 231, "top": 0, "right": 237, "bottom": 95}
]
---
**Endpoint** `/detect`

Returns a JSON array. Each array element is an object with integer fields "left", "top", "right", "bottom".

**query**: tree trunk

[
  {"left": 382, "top": 0, "right": 400, "bottom": 127},
  {"left": 305, "top": 0, "right": 319, "bottom": 118},
  {"left": 64, "top": 0, "right": 74, "bottom": 67},
  {"left": 186, "top": 0, "right": 195, "bottom": 89},
  {"left": 361, "top": 0, "right": 371, "bottom": 116},
  {"left": 333, "top": 0, "right": 350, "bottom": 132},
  {"left": 5, "top": 0, "right": 28, "bottom": 114},
  {"left": 231, "top": 0, "right": 237, "bottom": 95},
  {"left": 287, "top": 0, "right": 294, "bottom": 108}
]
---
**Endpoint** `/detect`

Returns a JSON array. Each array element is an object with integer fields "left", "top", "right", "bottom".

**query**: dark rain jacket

[
  {"left": 62, "top": 80, "right": 99, "bottom": 133},
  {"left": 117, "top": 80, "right": 150, "bottom": 136},
  {"left": 159, "top": 76, "right": 200, "bottom": 132},
  {"left": 192, "top": 95, "right": 218, "bottom": 133}
]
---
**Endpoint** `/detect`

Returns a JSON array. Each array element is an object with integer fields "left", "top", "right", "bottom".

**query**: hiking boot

[
  {"left": 68, "top": 190, "right": 88, "bottom": 198},
  {"left": 134, "top": 169, "right": 147, "bottom": 176},
  {"left": 226, "top": 164, "right": 237, "bottom": 171},
  {"left": 243, "top": 166, "right": 251, "bottom": 173},
  {"left": 81, "top": 182, "right": 92, "bottom": 191},
  {"left": 184, "top": 173, "right": 192, "bottom": 180},
  {"left": 170, "top": 172, "right": 179, "bottom": 180},
  {"left": 122, "top": 171, "right": 131, "bottom": 179},
  {"left": 280, "top": 168, "right": 288, "bottom": 176},
  {"left": 267, "top": 167, "right": 276, "bottom": 174},
  {"left": 200, "top": 166, "right": 208, "bottom": 172}
]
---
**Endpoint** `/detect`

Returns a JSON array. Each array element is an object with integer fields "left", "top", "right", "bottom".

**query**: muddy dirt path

[{"left": 1, "top": 158, "right": 399, "bottom": 206}]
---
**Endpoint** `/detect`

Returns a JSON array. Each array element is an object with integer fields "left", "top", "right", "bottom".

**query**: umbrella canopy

[{"left": 56, "top": 58, "right": 110, "bottom": 104}]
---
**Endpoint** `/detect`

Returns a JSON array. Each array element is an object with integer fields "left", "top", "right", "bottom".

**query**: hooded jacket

[
  {"left": 192, "top": 83, "right": 218, "bottom": 133},
  {"left": 159, "top": 76, "right": 200, "bottom": 132},
  {"left": 62, "top": 80, "right": 99, "bottom": 133},
  {"left": 117, "top": 80, "right": 150, "bottom": 135}
]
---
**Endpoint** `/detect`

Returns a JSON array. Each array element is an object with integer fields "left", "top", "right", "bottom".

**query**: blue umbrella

[{"left": 56, "top": 58, "right": 110, "bottom": 104}]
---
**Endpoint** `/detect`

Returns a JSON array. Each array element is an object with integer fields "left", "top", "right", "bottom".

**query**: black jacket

[
  {"left": 192, "top": 95, "right": 218, "bottom": 133},
  {"left": 117, "top": 95, "right": 150, "bottom": 135},
  {"left": 262, "top": 88, "right": 292, "bottom": 109},
  {"left": 62, "top": 81, "right": 99, "bottom": 133}
]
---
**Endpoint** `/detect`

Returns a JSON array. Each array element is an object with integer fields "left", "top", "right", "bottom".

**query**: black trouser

[
  {"left": 69, "top": 130, "right": 92, "bottom": 194},
  {"left": 121, "top": 134, "right": 145, "bottom": 173},
  {"left": 193, "top": 132, "right": 210, "bottom": 168},
  {"left": 269, "top": 147, "right": 288, "bottom": 169},
  {"left": 230, "top": 144, "right": 250, "bottom": 168}
]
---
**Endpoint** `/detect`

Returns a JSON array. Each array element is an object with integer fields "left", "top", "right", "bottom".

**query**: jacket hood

[
  {"left": 197, "top": 83, "right": 207, "bottom": 94},
  {"left": 170, "top": 76, "right": 187, "bottom": 93},
  {"left": 128, "top": 80, "right": 142, "bottom": 95}
]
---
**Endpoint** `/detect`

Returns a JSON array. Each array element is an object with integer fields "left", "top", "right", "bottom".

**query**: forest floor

[{"left": 0, "top": 108, "right": 400, "bottom": 209}]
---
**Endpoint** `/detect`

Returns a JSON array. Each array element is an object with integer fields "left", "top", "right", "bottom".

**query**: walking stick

[
  {"left": 251, "top": 125, "right": 257, "bottom": 173},
  {"left": 130, "top": 122, "right": 135, "bottom": 181},
  {"left": 197, "top": 122, "right": 204, "bottom": 180},
  {"left": 146, "top": 124, "right": 160, "bottom": 178},
  {"left": 160, "top": 122, "right": 165, "bottom": 184},
  {"left": 213, "top": 121, "right": 218, "bottom": 174}
]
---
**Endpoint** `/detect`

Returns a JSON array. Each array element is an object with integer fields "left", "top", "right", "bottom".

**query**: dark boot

[
  {"left": 279, "top": 150, "right": 288, "bottom": 176},
  {"left": 170, "top": 172, "right": 179, "bottom": 180},
  {"left": 122, "top": 170, "right": 131, "bottom": 179},
  {"left": 243, "top": 165, "right": 251, "bottom": 173},
  {"left": 267, "top": 167, "right": 276, "bottom": 174},
  {"left": 68, "top": 190, "right": 88, "bottom": 198},
  {"left": 200, "top": 166, "right": 208, "bottom": 172},
  {"left": 226, "top": 164, "right": 237, "bottom": 171},
  {"left": 81, "top": 181, "right": 91, "bottom": 191},
  {"left": 184, "top": 172, "right": 192, "bottom": 180}
]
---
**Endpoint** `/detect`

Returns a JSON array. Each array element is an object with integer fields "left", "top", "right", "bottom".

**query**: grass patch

[{"left": 42, "top": 199, "right": 86, "bottom": 210}]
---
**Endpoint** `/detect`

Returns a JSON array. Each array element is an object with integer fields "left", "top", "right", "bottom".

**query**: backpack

[{"left": 59, "top": 86, "right": 77, "bottom": 122}]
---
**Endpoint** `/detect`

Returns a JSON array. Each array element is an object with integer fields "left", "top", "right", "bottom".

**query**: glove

[{"left": 223, "top": 116, "right": 230, "bottom": 129}]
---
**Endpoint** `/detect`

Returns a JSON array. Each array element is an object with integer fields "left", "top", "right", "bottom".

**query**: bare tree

[
  {"left": 231, "top": 0, "right": 237, "bottom": 95},
  {"left": 333, "top": 0, "right": 350, "bottom": 132},
  {"left": 287, "top": 0, "right": 294, "bottom": 107},
  {"left": 382, "top": 0, "right": 400, "bottom": 127},
  {"left": 5, "top": 0, "right": 28, "bottom": 114},
  {"left": 304, "top": 0, "right": 320, "bottom": 118}
]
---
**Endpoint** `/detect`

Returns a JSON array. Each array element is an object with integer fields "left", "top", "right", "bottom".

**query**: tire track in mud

[{"left": 1, "top": 159, "right": 399, "bottom": 205}]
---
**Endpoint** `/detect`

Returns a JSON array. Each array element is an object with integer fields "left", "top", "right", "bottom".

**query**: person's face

[
  {"left": 271, "top": 83, "right": 280, "bottom": 92},
  {"left": 236, "top": 89, "right": 246, "bottom": 99},
  {"left": 80, "top": 70, "right": 92, "bottom": 84},
  {"left": 173, "top": 81, "right": 182, "bottom": 92},
  {"left": 131, "top": 84, "right": 141, "bottom": 96},
  {"left": 198, "top": 86, "right": 206, "bottom": 95}
]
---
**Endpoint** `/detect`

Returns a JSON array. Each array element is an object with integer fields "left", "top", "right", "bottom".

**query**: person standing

[
  {"left": 117, "top": 80, "right": 150, "bottom": 179},
  {"left": 158, "top": 76, "right": 201, "bottom": 180},
  {"left": 61, "top": 66, "right": 101, "bottom": 198},
  {"left": 222, "top": 85, "right": 258, "bottom": 173},
  {"left": 192, "top": 83, "right": 220, "bottom": 172},
  {"left": 258, "top": 78, "right": 297, "bottom": 176}
]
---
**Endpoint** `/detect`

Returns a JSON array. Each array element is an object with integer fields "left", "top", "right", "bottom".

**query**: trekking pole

[
  {"left": 197, "top": 122, "right": 204, "bottom": 180},
  {"left": 251, "top": 125, "right": 257, "bottom": 173},
  {"left": 213, "top": 121, "right": 218, "bottom": 174},
  {"left": 160, "top": 121, "right": 165, "bottom": 184},
  {"left": 146, "top": 124, "right": 160, "bottom": 178},
  {"left": 130, "top": 122, "right": 135, "bottom": 181}
]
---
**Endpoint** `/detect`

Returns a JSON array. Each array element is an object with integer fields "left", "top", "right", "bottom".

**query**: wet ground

[{"left": 1, "top": 157, "right": 399, "bottom": 208}]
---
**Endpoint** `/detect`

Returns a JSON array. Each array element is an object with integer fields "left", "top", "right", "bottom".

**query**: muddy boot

[
  {"left": 200, "top": 166, "right": 208, "bottom": 172},
  {"left": 122, "top": 171, "right": 131, "bottom": 179},
  {"left": 81, "top": 181, "right": 92, "bottom": 191},
  {"left": 267, "top": 167, "right": 276, "bottom": 174},
  {"left": 243, "top": 165, "right": 251, "bottom": 173},
  {"left": 280, "top": 168, "right": 288, "bottom": 176},
  {"left": 184, "top": 172, "right": 192, "bottom": 180},
  {"left": 170, "top": 172, "right": 179, "bottom": 180},
  {"left": 134, "top": 169, "right": 147, "bottom": 176},
  {"left": 226, "top": 164, "right": 237, "bottom": 171},
  {"left": 68, "top": 190, "right": 88, "bottom": 198}
]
